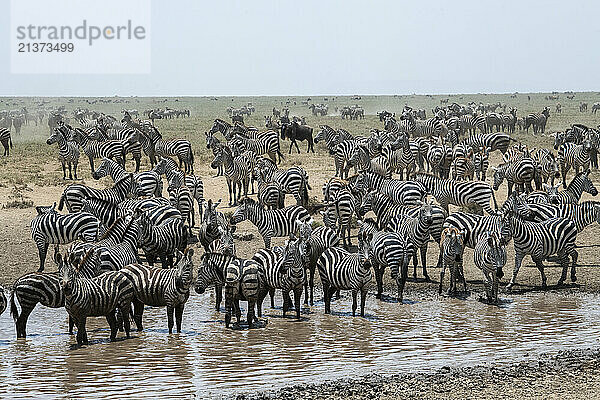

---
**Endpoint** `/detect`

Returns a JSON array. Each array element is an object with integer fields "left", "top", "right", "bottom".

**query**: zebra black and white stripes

[{"left": 47, "top": 128, "right": 80, "bottom": 180}]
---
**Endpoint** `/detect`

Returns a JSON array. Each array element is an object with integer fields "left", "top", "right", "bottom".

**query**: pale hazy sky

[{"left": 1, "top": 0, "right": 598, "bottom": 96}]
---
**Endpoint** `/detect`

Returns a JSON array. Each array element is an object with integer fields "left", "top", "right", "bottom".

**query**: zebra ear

[{"left": 52, "top": 202, "right": 57, "bottom": 211}]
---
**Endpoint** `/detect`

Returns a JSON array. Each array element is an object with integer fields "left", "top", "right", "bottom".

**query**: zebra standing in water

[
  {"left": 301, "top": 223, "right": 340, "bottom": 306},
  {"left": 230, "top": 197, "right": 311, "bottom": 248},
  {"left": 317, "top": 238, "right": 373, "bottom": 317},
  {"left": 30, "top": 204, "right": 99, "bottom": 272},
  {"left": 92, "top": 157, "right": 164, "bottom": 197},
  {"left": 224, "top": 257, "right": 266, "bottom": 329},
  {"left": 474, "top": 231, "right": 507, "bottom": 304},
  {"left": 121, "top": 249, "right": 194, "bottom": 334},
  {"left": 328, "top": 187, "right": 357, "bottom": 248},
  {"left": 138, "top": 211, "right": 188, "bottom": 269},
  {"left": 0, "top": 126, "right": 12, "bottom": 156},
  {"left": 47, "top": 128, "right": 80, "bottom": 180},
  {"left": 438, "top": 227, "right": 467, "bottom": 296},
  {"left": 557, "top": 141, "right": 592, "bottom": 188},
  {"left": 414, "top": 173, "right": 498, "bottom": 214},
  {"left": 58, "top": 252, "right": 135, "bottom": 345}
]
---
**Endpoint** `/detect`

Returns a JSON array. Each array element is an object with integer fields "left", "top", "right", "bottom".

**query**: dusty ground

[{"left": 2, "top": 94, "right": 600, "bottom": 399}]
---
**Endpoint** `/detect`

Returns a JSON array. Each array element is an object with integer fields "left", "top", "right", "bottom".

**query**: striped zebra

[
  {"left": 121, "top": 249, "right": 194, "bottom": 334},
  {"left": 352, "top": 145, "right": 391, "bottom": 178},
  {"left": 317, "top": 242, "right": 372, "bottom": 317},
  {"left": 387, "top": 134, "right": 416, "bottom": 180},
  {"left": 10, "top": 248, "right": 99, "bottom": 338},
  {"left": 97, "top": 125, "right": 143, "bottom": 172},
  {"left": 314, "top": 125, "right": 343, "bottom": 155},
  {"left": 443, "top": 212, "right": 511, "bottom": 250},
  {"left": 230, "top": 197, "right": 311, "bottom": 248},
  {"left": 459, "top": 114, "right": 487, "bottom": 136},
  {"left": 139, "top": 126, "right": 194, "bottom": 173},
  {"left": 162, "top": 156, "right": 205, "bottom": 220},
  {"left": 450, "top": 156, "right": 474, "bottom": 181},
  {"left": 426, "top": 143, "right": 452, "bottom": 178},
  {"left": 255, "top": 167, "right": 284, "bottom": 210},
  {"left": 198, "top": 199, "right": 229, "bottom": 251},
  {"left": 333, "top": 140, "right": 359, "bottom": 179},
  {"left": 438, "top": 227, "right": 467, "bottom": 295},
  {"left": 47, "top": 128, "right": 80, "bottom": 180},
  {"left": 58, "top": 253, "right": 135, "bottom": 345},
  {"left": 0, "top": 286, "right": 5, "bottom": 316},
  {"left": 195, "top": 252, "right": 234, "bottom": 312},
  {"left": 486, "top": 113, "right": 503, "bottom": 133},
  {"left": 502, "top": 207, "right": 578, "bottom": 290},
  {"left": 0, "top": 126, "right": 13, "bottom": 156},
  {"left": 524, "top": 107, "right": 550, "bottom": 134},
  {"left": 463, "top": 132, "right": 516, "bottom": 154},
  {"left": 414, "top": 173, "right": 498, "bottom": 214},
  {"left": 211, "top": 145, "right": 250, "bottom": 206},
  {"left": 326, "top": 187, "right": 357, "bottom": 248},
  {"left": 231, "top": 131, "right": 283, "bottom": 164},
  {"left": 356, "top": 171, "right": 427, "bottom": 206},
  {"left": 532, "top": 148, "right": 559, "bottom": 188},
  {"left": 252, "top": 235, "right": 307, "bottom": 319},
  {"left": 492, "top": 156, "right": 536, "bottom": 196},
  {"left": 519, "top": 200, "right": 600, "bottom": 233},
  {"left": 402, "top": 112, "right": 446, "bottom": 138},
  {"left": 138, "top": 211, "right": 188, "bottom": 268},
  {"left": 547, "top": 170, "right": 598, "bottom": 204},
  {"left": 302, "top": 225, "right": 339, "bottom": 306},
  {"left": 93, "top": 157, "right": 164, "bottom": 197},
  {"left": 360, "top": 228, "right": 413, "bottom": 302},
  {"left": 68, "top": 124, "right": 125, "bottom": 172},
  {"left": 474, "top": 231, "right": 507, "bottom": 304},
  {"left": 557, "top": 141, "right": 592, "bottom": 188},
  {"left": 224, "top": 257, "right": 266, "bottom": 328},
  {"left": 257, "top": 158, "right": 311, "bottom": 206},
  {"left": 473, "top": 147, "right": 489, "bottom": 181},
  {"left": 205, "top": 131, "right": 224, "bottom": 176},
  {"left": 31, "top": 203, "right": 99, "bottom": 272},
  {"left": 58, "top": 173, "right": 138, "bottom": 212},
  {"left": 167, "top": 174, "right": 195, "bottom": 228},
  {"left": 501, "top": 108, "right": 517, "bottom": 134}
]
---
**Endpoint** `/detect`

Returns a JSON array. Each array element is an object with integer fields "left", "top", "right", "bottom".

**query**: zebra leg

[
  {"left": 360, "top": 288, "right": 367, "bottom": 317},
  {"left": 282, "top": 291, "right": 291, "bottom": 317},
  {"left": 16, "top": 306, "right": 34, "bottom": 339},
  {"left": 37, "top": 242, "right": 49, "bottom": 272},
  {"left": 460, "top": 262, "right": 467, "bottom": 293},
  {"left": 133, "top": 299, "right": 144, "bottom": 331},
  {"left": 303, "top": 268, "right": 310, "bottom": 305},
  {"left": 438, "top": 260, "right": 446, "bottom": 295},
  {"left": 323, "top": 282, "right": 331, "bottom": 314},
  {"left": 420, "top": 246, "right": 430, "bottom": 282},
  {"left": 68, "top": 316, "right": 74, "bottom": 335},
  {"left": 60, "top": 161, "right": 66, "bottom": 180},
  {"left": 351, "top": 289, "right": 358, "bottom": 317},
  {"left": 88, "top": 156, "right": 94, "bottom": 174},
  {"left": 398, "top": 259, "right": 408, "bottom": 303},
  {"left": 167, "top": 306, "right": 175, "bottom": 334},
  {"left": 448, "top": 261, "right": 456, "bottom": 295},
  {"left": 73, "top": 162, "right": 78, "bottom": 180},
  {"left": 309, "top": 266, "right": 315, "bottom": 306},
  {"left": 134, "top": 157, "right": 141, "bottom": 173},
  {"left": 293, "top": 287, "right": 302, "bottom": 320},
  {"left": 106, "top": 311, "right": 118, "bottom": 342},
  {"left": 269, "top": 287, "right": 276, "bottom": 308},
  {"left": 175, "top": 304, "right": 184, "bottom": 333},
  {"left": 247, "top": 301, "right": 256, "bottom": 328},
  {"left": 534, "top": 258, "right": 547, "bottom": 289},
  {"left": 234, "top": 299, "right": 242, "bottom": 326},
  {"left": 508, "top": 252, "right": 525, "bottom": 291},
  {"left": 374, "top": 264, "right": 383, "bottom": 299},
  {"left": 76, "top": 317, "right": 88, "bottom": 345},
  {"left": 412, "top": 252, "right": 418, "bottom": 281},
  {"left": 215, "top": 285, "right": 223, "bottom": 311},
  {"left": 571, "top": 249, "right": 579, "bottom": 282}
]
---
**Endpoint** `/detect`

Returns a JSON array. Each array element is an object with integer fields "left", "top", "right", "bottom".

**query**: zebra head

[
  {"left": 417, "top": 200, "right": 434, "bottom": 226},
  {"left": 195, "top": 252, "right": 225, "bottom": 295},
  {"left": 46, "top": 129, "right": 63, "bottom": 145},
  {"left": 492, "top": 164, "right": 507, "bottom": 191},
  {"left": 295, "top": 219, "right": 313, "bottom": 243},
  {"left": 581, "top": 169, "right": 598, "bottom": 197},
  {"left": 313, "top": 126, "right": 327, "bottom": 143},
  {"left": 92, "top": 157, "right": 115, "bottom": 180},
  {"left": 230, "top": 197, "right": 255, "bottom": 225},
  {"left": 210, "top": 149, "right": 224, "bottom": 170},
  {"left": 484, "top": 231, "right": 507, "bottom": 279},
  {"left": 357, "top": 230, "right": 373, "bottom": 268},
  {"left": 174, "top": 248, "right": 194, "bottom": 290},
  {"left": 357, "top": 190, "right": 376, "bottom": 217},
  {"left": 441, "top": 227, "right": 464, "bottom": 264},
  {"left": 278, "top": 234, "right": 305, "bottom": 275}
]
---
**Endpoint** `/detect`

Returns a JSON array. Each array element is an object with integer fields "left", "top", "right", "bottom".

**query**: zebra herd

[{"left": 5, "top": 100, "right": 600, "bottom": 347}]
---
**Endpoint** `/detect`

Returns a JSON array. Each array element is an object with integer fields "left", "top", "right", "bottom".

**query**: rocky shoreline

[{"left": 239, "top": 348, "right": 600, "bottom": 400}]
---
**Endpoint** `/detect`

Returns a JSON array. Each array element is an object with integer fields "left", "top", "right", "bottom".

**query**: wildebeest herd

[{"left": 2, "top": 99, "right": 600, "bottom": 347}]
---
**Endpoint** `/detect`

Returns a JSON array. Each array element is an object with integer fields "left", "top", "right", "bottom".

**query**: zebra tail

[
  {"left": 58, "top": 192, "right": 66, "bottom": 211},
  {"left": 10, "top": 289, "right": 19, "bottom": 321},
  {"left": 9, "top": 135, "right": 13, "bottom": 149},
  {"left": 491, "top": 189, "right": 499, "bottom": 211}
]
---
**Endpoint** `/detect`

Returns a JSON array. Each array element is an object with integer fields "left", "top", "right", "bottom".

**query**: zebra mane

[
  {"left": 567, "top": 170, "right": 591, "bottom": 191},
  {"left": 98, "top": 213, "right": 130, "bottom": 241}
]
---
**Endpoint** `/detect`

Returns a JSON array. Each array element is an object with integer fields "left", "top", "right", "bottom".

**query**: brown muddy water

[{"left": 1, "top": 291, "right": 600, "bottom": 399}]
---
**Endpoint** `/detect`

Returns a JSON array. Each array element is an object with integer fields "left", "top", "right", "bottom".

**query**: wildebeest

[{"left": 281, "top": 121, "right": 314, "bottom": 154}]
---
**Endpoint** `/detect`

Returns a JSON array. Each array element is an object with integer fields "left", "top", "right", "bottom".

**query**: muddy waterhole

[{"left": 1, "top": 289, "right": 599, "bottom": 398}]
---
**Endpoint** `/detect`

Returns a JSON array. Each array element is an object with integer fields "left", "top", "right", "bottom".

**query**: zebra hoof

[{"left": 571, "top": 275, "right": 577, "bottom": 283}]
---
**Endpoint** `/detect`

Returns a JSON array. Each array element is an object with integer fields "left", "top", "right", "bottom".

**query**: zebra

[
  {"left": 333, "top": 140, "right": 359, "bottom": 179},
  {"left": 195, "top": 252, "right": 234, "bottom": 312},
  {"left": 438, "top": 227, "right": 467, "bottom": 296},
  {"left": 257, "top": 158, "right": 311, "bottom": 206},
  {"left": 58, "top": 252, "right": 135, "bottom": 345},
  {"left": 121, "top": 249, "right": 194, "bottom": 334},
  {"left": 524, "top": 107, "right": 550, "bottom": 134},
  {"left": 387, "top": 134, "right": 416, "bottom": 180},
  {"left": 356, "top": 171, "right": 427, "bottom": 206},
  {"left": 414, "top": 173, "right": 498, "bottom": 215},
  {"left": 532, "top": 148, "right": 560, "bottom": 188},
  {"left": 10, "top": 248, "right": 99, "bottom": 338},
  {"left": 224, "top": 257, "right": 266, "bottom": 328},
  {"left": 402, "top": 112, "right": 446, "bottom": 138},
  {"left": 501, "top": 108, "right": 517, "bottom": 134},
  {"left": 353, "top": 145, "right": 391, "bottom": 178},
  {"left": 198, "top": 199, "right": 229, "bottom": 251},
  {"left": 0, "top": 126, "right": 12, "bottom": 156},
  {"left": 138, "top": 211, "right": 188, "bottom": 269},
  {"left": 230, "top": 197, "right": 311, "bottom": 248},
  {"left": 450, "top": 156, "right": 475, "bottom": 181},
  {"left": 520, "top": 200, "right": 600, "bottom": 233},
  {"left": 252, "top": 234, "right": 307, "bottom": 319},
  {"left": 255, "top": 167, "right": 284, "bottom": 210},
  {"left": 139, "top": 126, "right": 194, "bottom": 173},
  {"left": 473, "top": 147, "right": 490, "bottom": 181},
  {"left": 360, "top": 227, "right": 413, "bottom": 302},
  {"left": 557, "top": 141, "right": 592, "bottom": 188},
  {"left": 97, "top": 125, "right": 143, "bottom": 172},
  {"left": 211, "top": 145, "right": 250, "bottom": 206},
  {"left": 162, "top": 156, "right": 205, "bottom": 220},
  {"left": 459, "top": 114, "right": 487, "bottom": 136},
  {"left": 463, "top": 132, "right": 516, "bottom": 154},
  {"left": 92, "top": 157, "right": 164, "bottom": 197},
  {"left": 317, "top": 241, "right": 372, "bottom": 317},
  {"left": 314, "top": 125, "right": 343, "bottom": 154},
  {"left": 230, "top": 132, "right": 283, "bottom": 164},
  {"left": 30, "top": 203, "right": 99, "bottom": 272},
  {"left": 426, "top": 143, "right": 452, "bottom": 178},
  {"left": 474, "top": 231, "right": 507, "bottom": 304},
  {"left": 492, "top": 156, "right": 536, "bottom": 196},
  {"left": 68, "top": 124, "right": 125, "bottom": 172},
  {"left": 501, "top": 206, "right": 578, "bottom": 290},
  {"left": 58, "top": 173, "right": 138, "bottom": 213},
  {"left": 301, "top": 224, "right": 339, "bottom": 306},
  {"left": 443, "top": 212, "right": 511, "bottom": 250},
  {"left": 47, "top": 128, "right": 80, "bottom": 180},
  {"left": 205, "top": 130, "right": 224, "bottom": 177},
  {"left": 167, "top": 174, "right": 195, "bottom": 228},
  {"left": 327, "top": 187, "right": 357, "bottom": 248},
  {"left": 546, "top": 170, "right": 598, "bottom": 204},
  {"left": 0, "top": 286, "right": 5, "bottom": 316}
]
